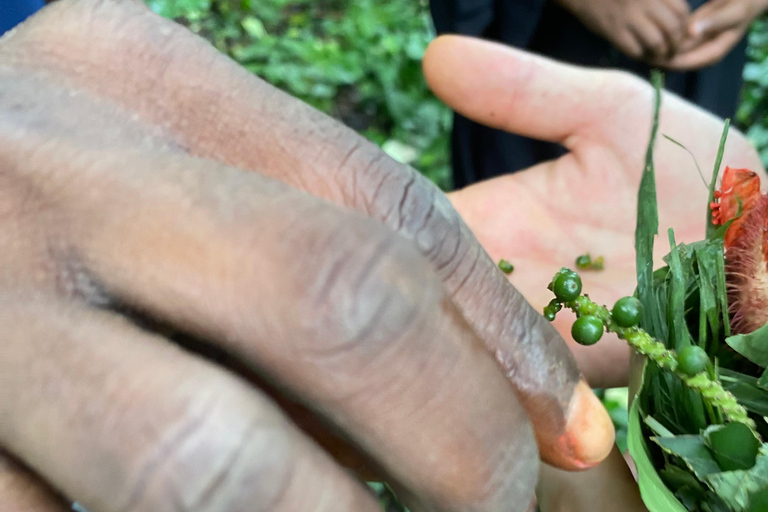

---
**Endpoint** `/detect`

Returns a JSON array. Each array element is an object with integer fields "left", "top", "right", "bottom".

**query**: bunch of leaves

[
  {"left": 143, "top": 0, "right": 452, "bottom": 189},
  {"left": 628, "top": 74, "right": 768, "bottom": 512},
  {"left": 738, "top": 17, "right": 768, "bottom": 168}
]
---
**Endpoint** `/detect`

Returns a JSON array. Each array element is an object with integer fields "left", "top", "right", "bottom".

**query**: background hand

[
  {"left": 424, "top": 35, "right": 765, "bottom": 388},
  {"left": 556, "top": 0, "right": 690, "bottom": 60},
  {"left": 661, "top": 0, "right": 768, "bottom": 70}
]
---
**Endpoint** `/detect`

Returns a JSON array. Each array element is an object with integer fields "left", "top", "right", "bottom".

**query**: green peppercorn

[
  {"left": 553, "top": 272, "right": 582, "bottom": 302},
  {"left": 677, "top": 345, "right": 709, "bottom": 376},
  {"left": 575, "top": 254, "right": 591, "bottom": 269},
  {"left": 612, "top": 297, "right": 643, "bottom": 328},
  {"left": 571, "top": 315, "right": 604, "bottom": 345},
  {"left": 498, "top": 259, "right": 514, "bottom": 274},
  {"left": 543, "top": 307, "right": 556, "bottom": 322}
]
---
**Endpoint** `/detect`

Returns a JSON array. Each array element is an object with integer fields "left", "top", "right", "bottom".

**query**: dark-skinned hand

[{"left": 0, "top": 2, "right": 613, "bottom": 512}]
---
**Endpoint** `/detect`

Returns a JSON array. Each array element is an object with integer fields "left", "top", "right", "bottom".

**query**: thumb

[{"left": 423, "top": 35, "right": 646, "bottom": 148}]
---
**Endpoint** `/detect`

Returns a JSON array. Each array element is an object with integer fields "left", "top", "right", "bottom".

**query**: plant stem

[{"left": 566, "top": 295, "right": 755, "bottom": 428}]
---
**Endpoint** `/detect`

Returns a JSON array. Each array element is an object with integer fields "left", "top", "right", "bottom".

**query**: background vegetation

[
  {"left": 738, "top": 17, "right": 768, "bottom": 166},
  {"left": 145, "top": 0, "right": 453, "bottom": 189},
  {"left": 141, "top": 0, "right": 767, "bottom": 508},
  {"left": 144, "top": 0, "right": 768, "bottom": 187}
]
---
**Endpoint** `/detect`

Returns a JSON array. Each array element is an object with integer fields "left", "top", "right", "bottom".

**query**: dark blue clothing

[
  {"left": 430, "top": 0, "right": 749, "bottom": 188},
  {"left": 1, "top": 0, "right": 44, "bottom": 35}
]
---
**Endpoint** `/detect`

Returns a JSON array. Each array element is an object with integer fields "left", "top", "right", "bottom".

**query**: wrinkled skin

[
  {"left": 0, "top": 2, "right": 609, "bottom": 512},
  {"left": 0, "top": 2, "right": 763, "bottom": 512}
]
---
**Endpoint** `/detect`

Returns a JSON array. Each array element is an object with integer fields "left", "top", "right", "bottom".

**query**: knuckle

[
  {"left": 300, "top": 222, "right": 441, "bottom": 364},
  {"left": 121, "top": 387, "right": 297, "bottom": 512},
  {"left": 647, "top": 36, "right": 667, "bottom": 55},
  {"left": 340, "top": 145, "right": 472, "bottom": 281}
]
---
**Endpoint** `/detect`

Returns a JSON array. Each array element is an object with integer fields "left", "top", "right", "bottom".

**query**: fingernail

[{"left": 544, "top": 380, "right": 615, "bottom": 470}]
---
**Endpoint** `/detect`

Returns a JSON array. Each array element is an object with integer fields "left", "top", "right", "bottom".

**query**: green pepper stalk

[{"left": 548, "top": 269, "right": 755, "bottom": 428}]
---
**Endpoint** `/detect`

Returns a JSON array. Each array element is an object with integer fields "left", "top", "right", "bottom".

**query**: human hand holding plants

[
  {"left": 424, "top": 34, "right": 765, "bottom": 512},
  {"left": 424, "top": 35, "right": 765, "bottom": 388}
]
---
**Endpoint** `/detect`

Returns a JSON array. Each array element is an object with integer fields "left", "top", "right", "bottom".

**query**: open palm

[{"left": 424, "top": 36, "right": 765, "bottom": 387}]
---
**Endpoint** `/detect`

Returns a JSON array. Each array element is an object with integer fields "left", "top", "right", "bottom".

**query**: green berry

[
  {"left": 571, "top": 315, "right": 604, "bottom": 345},
  {"left": 553, "top": 272, "right": 582, "bottom": 302},
  {"left": 543, "top": 308, "right": 556, "bottom": 322},
  {"left": 575, "top": 254, "right": 591, "bottom": 269},
  {"left": 498, "top": 259, "right": 514, "bottom": 274},
  {"left": 612, "top": 297, "right": 643, "bottom": 328},
  {"left": 677, "top": 345, "right": 709, "bottom": 376}
]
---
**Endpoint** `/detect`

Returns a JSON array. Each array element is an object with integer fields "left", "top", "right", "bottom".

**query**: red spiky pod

[{"left": 711, "top": 167, "right": 768, "bottom": 334}]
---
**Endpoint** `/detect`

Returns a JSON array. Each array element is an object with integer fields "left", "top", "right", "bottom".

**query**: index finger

[{"left": 1, "top": 0, "right": 613, "bottom": 470}]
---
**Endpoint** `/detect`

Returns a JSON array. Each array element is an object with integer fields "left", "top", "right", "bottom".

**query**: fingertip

[
  {"left": 691, "top": 20, "right": 707, "bottom": 37},
  {"left": 540, "top": 380, "right": 615, "bottom": 471}
]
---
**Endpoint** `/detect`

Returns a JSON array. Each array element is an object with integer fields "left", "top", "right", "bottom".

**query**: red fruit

[
  {"left": 711, "top": 167, "right": 768, "bottom": 334},
  {"left": 711, "top": 166, "right": 762, "bottom": 249},
  {"left": 725, "top": 196, "right": 768, "bottom": 334}
]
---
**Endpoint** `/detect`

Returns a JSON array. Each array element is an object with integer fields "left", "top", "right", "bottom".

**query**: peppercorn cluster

[{"left": 546, "top": 268, "right": 754, "bottom": 428}]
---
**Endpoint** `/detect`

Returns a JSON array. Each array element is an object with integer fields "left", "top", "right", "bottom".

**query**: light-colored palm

[
  {"left": 423, "top": 34, "right": 766, "bottom": 509},
  {"left": 448, "top": 86, "right": 763, "bottom": 383}
]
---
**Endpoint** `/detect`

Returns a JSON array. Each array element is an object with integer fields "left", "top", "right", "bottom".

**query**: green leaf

[
  {"left": 241, "top": 16, "right": 267, "bottom": 38},
  {"left": 636, "top": 72, "right": 663, "bottom": 338},
  {"left": 661, "top": 464, "right": 707, "bottom": 493},
  {"left": 747, "top": 487, "right": 768, "bottom": 512},
  {"left": 757, "top": 368, "right": 768, "bottom": 390},
  {"left": 706, "top": 446, "right": 768, "bottom": 512},
  {"left": 663, "top": 134, "right": 708, "bottom": 188},
  {"left": 726, "top": 321, "right": 768, "bottom": 367},
  {"left": 653, "top": 435, "right": 722, "bottom": 479},
  {"left": 715, "top": 241, "right": 732, "bottom": 337},
  {"left": 646, "top": 415, "right": 675, "bottom": 437},
  {"left": 707, "top": 119, "right": 731, "bottom": 239},
  {"left": 667, "top": 229, "right": 692, "bottom": 351},
  {"left": 720, "top": 368, "right": 768, "bottom": 416},
  {"left": 694, "top": 241, "right": 726, "bottom": 347},
  {"left": 705, "top": 423, "right": 761, "bottom": 471},
  {"left": 628, "top": 359, "right": 689, "bottom": 512}
]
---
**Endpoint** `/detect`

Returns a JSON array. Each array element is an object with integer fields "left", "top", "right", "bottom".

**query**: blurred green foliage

[
  {"left": 144, "top": 0, "right": 768, "bottom": 190},
  {"left": 738, "top": 18, "right": 768, "bottom": 167},
  {"left": 144, "top": 0, "right": 452, "bottom": 190}
]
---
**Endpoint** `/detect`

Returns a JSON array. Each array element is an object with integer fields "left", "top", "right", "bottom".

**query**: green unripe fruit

[
  {"left": 498, "top": 259, "right": 514, "bottom": 274},
  {"left": 677, "top": 345, "right": 709, "bottom": 376},
  {"left": 553, "top": 272, "right": 582, "bottom": 302},
  {"left": 571, "top": 315, "right": 604, "bottom": 345},
  {"left": 612, "top": 297, "right": 643, "bottom": 328},
  {"left": 543, "top": 308, "right": 556, "bottom": 322},
  {"left": 575, "top": 254, "right": 591, "bottom": 269}
]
